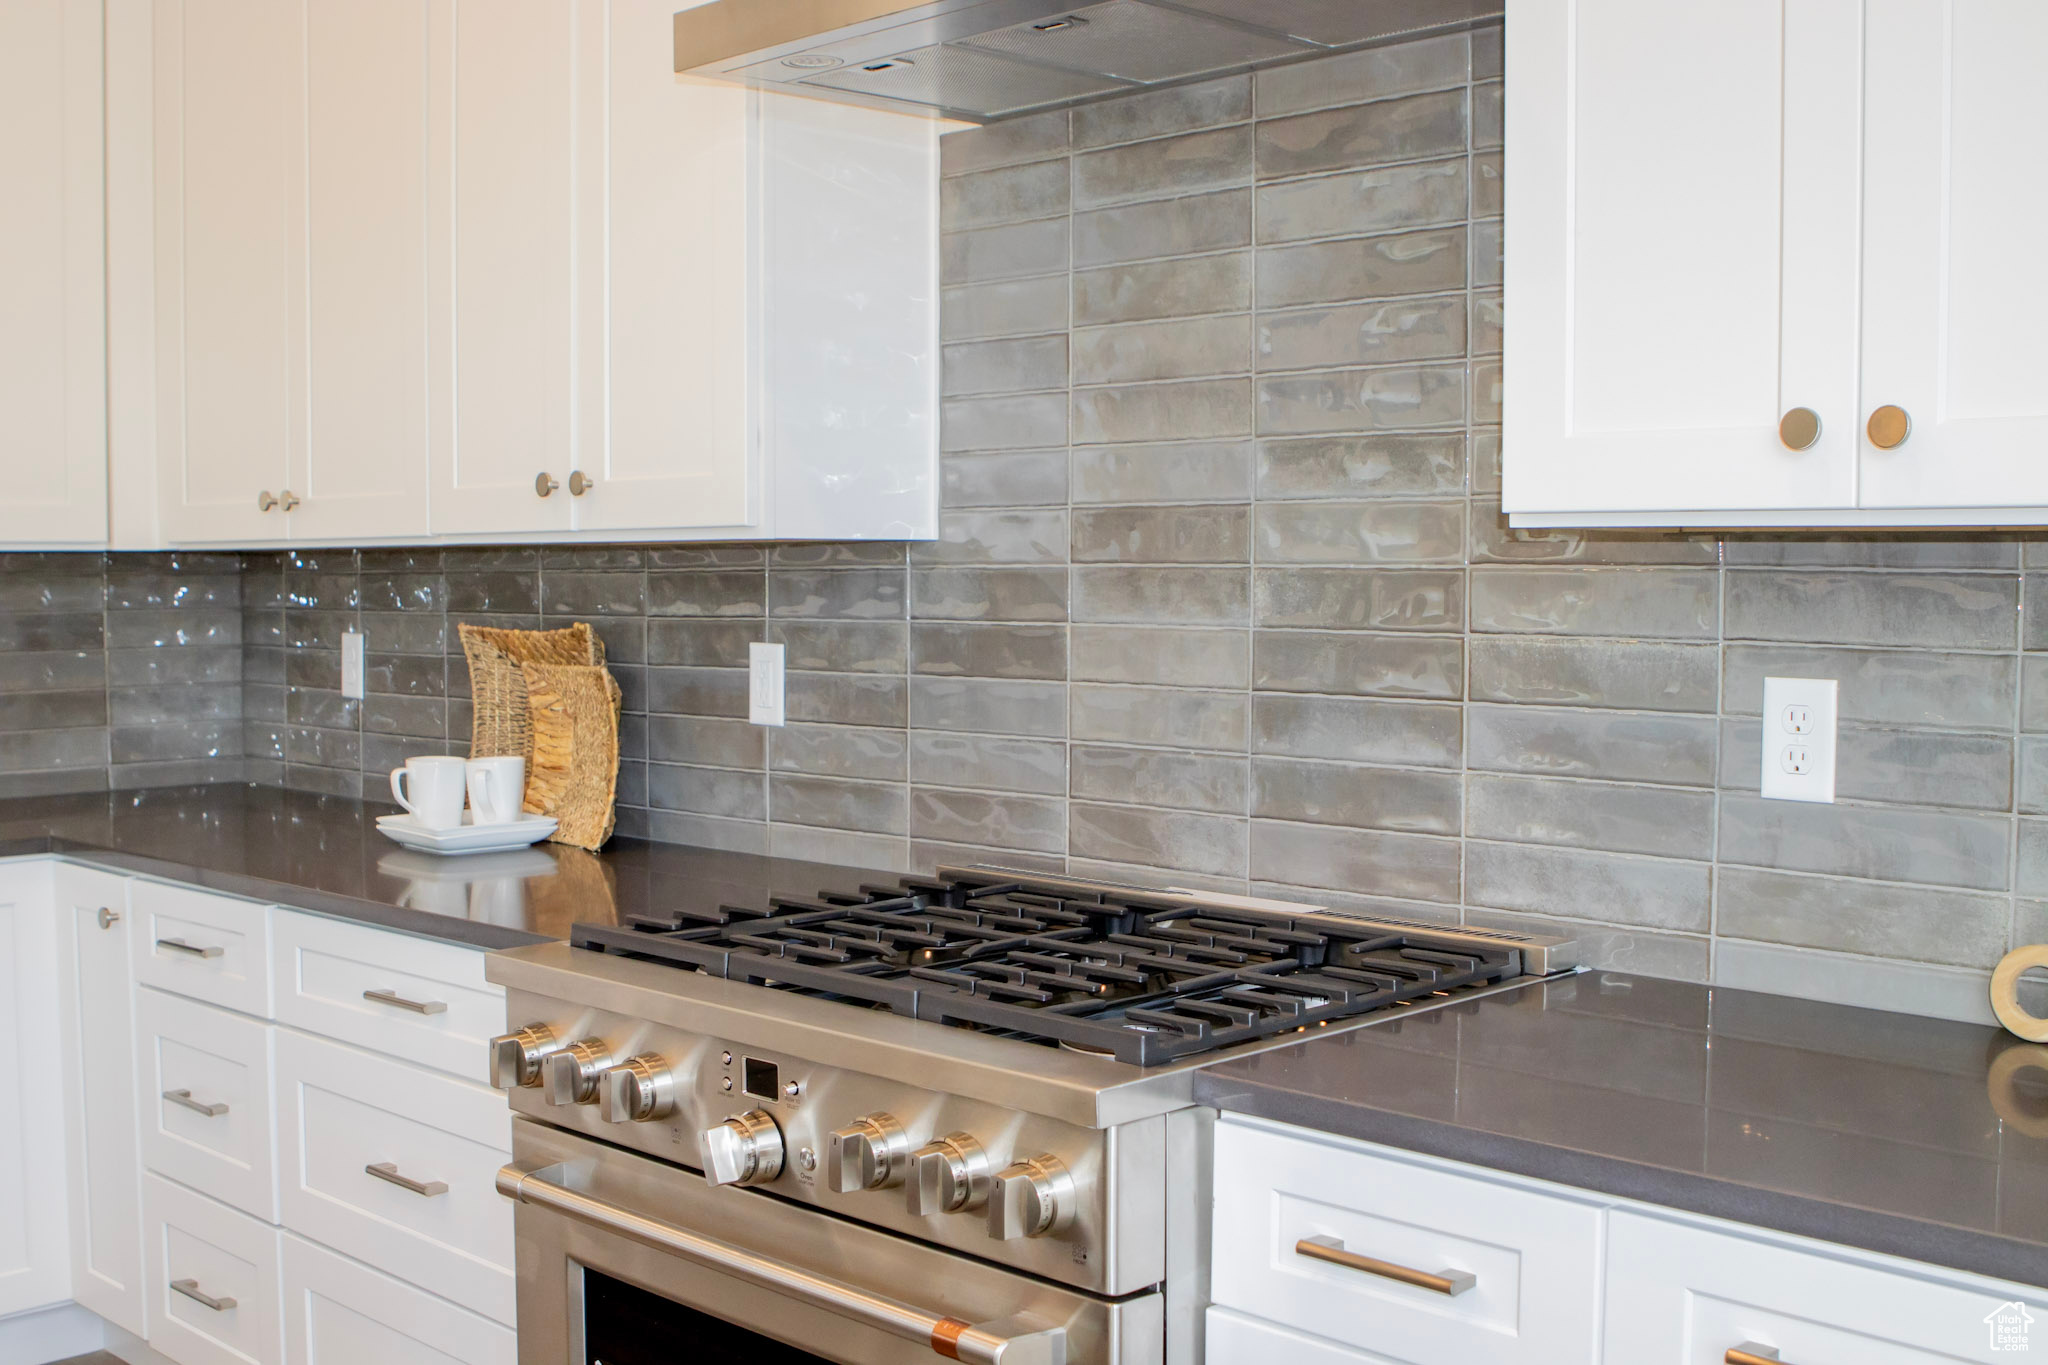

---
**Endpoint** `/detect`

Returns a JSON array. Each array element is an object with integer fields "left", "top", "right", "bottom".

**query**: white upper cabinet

[
  {"left": 0, "top": 0, "right": 109, "bottom": 547},
  {"left": 1507, "top": 0, "right": 2048, "bottom": 526}
]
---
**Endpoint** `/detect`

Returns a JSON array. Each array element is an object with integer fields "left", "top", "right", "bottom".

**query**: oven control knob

[
  {"left": 598, "top": 1054, "right": 677, "bottom": 1124},
  {"left": 702, "top": 1110, "right": 784, "bottom": 1187},
  {"left": 826, "top": 1113, "right": 912, "bottom": 1194},
  {"left": 487, "top": 1024, "right": 563, "bottom": 1090},
  {"left": 540, "top": 1039, "right": 613, "bottom": 1107},
  {"left": 906, "top": 1133, "right": 991, "bottom": 1216},
  {"left": 988, "top": 1155, "right": 1076, "bottom": 1241}
]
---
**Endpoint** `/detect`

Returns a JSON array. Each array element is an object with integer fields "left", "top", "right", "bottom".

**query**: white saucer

[{"left": 376, "top": 810, "right": 558, "bottom": 856}]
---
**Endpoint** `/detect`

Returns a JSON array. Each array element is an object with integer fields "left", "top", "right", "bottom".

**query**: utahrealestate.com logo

[{"left": 1987, "top": 1301, "right": 2036, "bottom": 1352}]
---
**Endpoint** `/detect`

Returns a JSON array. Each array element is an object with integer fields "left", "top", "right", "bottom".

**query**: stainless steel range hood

[{"left": 675, "top": 0, "right": 1502, "bottom": 124}]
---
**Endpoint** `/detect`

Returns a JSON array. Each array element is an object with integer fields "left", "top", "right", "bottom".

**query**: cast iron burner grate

[{"left": 569, "top": 869, "right": 1519, "bottom": 1066}]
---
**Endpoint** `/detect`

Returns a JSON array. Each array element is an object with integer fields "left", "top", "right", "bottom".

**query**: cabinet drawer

[
  {"left": 133, "top": 881, "right": 274, "bottom": 1018},
  {"left": 281, "top": 1232, "right": 514, "bottom": 1365},
  {"left": 275, "top": 1030, "right": 513, "bottom": 1324},
  {"left": 1208, "top": 1306, "right": 1385, "bottom": 1364},
  {"left": 1604, "top": 1209, "right": 2047, "bottom": 1363},
  {"left": 143, "top": 1173, "right": 283, "bottom": 1365},
  {"left": 1212, "top": 1117, "right": 1602, "bottom": 1365},
  {"left": 272, "top": 910, "right": 502, "bottom": 1082},
  {"left": 139, "top": 988, "right": 278, "bottom": 1222}
]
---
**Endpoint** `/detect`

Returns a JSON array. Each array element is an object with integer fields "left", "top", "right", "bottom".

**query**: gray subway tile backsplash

[{"left": 1, "top": 25, "right": 2039, "bottom": 1024}]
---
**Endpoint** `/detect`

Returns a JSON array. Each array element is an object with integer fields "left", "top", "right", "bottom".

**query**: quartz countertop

[
  {"left": 1195, "top": 968, "right": 2048, "bottom": 1289},
  {"left": 0, "top": 784, "right": 886, "bottom": 950}
]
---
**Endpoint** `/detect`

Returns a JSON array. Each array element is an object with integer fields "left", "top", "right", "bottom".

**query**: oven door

[{"left": 503, "top": 1120, "right": 1165, "bottom": 1365}]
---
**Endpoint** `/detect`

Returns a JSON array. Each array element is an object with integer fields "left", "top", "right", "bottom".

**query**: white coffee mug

[
  {"left": 390, "top": 755, "right": 467, "bottom": 830},
  {"left": 466, "top": 756, "right": 527, "bottom": 826}
]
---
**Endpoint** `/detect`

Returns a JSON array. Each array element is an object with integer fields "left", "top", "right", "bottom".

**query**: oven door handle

[{"left": 497, "top": 1163, "right": 1067, "bottom": 1365}]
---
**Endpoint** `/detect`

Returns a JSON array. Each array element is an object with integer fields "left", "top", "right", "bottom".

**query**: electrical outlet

[
  {"left": 749, "top": 642, "right": 786, "bottom": 727},
  {"left": 341, "top": 629, "right": 365, "bottom": 700},
  {"left": 1760, "top": 676, "right": 1837, "bottom": 803}
]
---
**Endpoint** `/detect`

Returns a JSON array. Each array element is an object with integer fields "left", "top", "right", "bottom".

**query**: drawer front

[
  {"left": 1605, "top": 1209, "right": 2046, "bottom": 1364},
  {"left": 1212, "top": 1117, "right": 1602, "bottom": 1365},
  {"left": 133, "top": 880, "right": 274, "bottom": 1018},
  {"left": 143, "top": 1173, "right": 284, "bottom": 1365},
  {"left": 272, "top": 910, "right": 502, "bottom": 1083},
  {"left": 139, "top": 988, "right": 279, "bottom": 1222},
  {"left": 274, "top": 1029, "right": 513, "bottom": 1325},
  {"left": 281, "top": 1232, "right": 514, "bottom": 1365},
  {"left": 1208, "top": 1307, "right": 1390, "bottom": 1364}
]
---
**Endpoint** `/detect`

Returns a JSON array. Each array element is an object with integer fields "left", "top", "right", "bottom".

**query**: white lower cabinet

[
  {"left": 1603, "top": 1209, "right": 2046, "bottom": 1364},
  {"left": 1207, "top": 1306, "right": 1392, "bottom": 1364},
  {"left": 0, "top": 860, "right": 71, "bottom": 1319},
  {"left": 281, "top": 1233, "right": 513, "bottom": 1365},
  {"left": 143, "top": 1172, "right": 285, "bottom": 1365},
  {"left": 138, "top": 987, "right": 281, "bottom": 1222},
  {"left": 274, "top": 1030, "right": 514, "bottom": 1325}
]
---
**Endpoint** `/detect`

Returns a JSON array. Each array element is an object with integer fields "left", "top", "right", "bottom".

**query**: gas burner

[{"left": 572, "top": 868, "right": 1524, "bottom": 1066}]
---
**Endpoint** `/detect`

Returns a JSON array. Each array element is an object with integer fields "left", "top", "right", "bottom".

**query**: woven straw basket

[{"left": 457, "top": 622, "right": 621, "bottom": 849}]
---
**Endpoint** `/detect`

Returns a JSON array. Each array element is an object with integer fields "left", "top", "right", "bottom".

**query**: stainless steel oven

[{"left": 503, "top": 1120, "right": 1162, "bottom": 1365}]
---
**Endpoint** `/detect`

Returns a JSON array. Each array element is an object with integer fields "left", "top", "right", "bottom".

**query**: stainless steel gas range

[{"left": 484, "top": 867, "right": 1577, "bottom": 1365}]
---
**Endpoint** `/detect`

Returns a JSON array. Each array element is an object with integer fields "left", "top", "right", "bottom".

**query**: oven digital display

[{"left": 743, "top": 1057, "right": 780, "bottom": 1101}]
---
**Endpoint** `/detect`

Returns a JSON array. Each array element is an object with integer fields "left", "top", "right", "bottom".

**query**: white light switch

[
  {"left": 749, "top": 642, "right": 786, "bottom": 727},
  {"left": 341, "top": 629, "right": 366, "bottom": 700},
  {"left": 1760, "top": 676, "right": 1837, "bottom": 803}
]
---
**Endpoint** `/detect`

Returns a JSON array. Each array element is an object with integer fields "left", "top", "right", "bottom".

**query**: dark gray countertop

[
  {"left": 0, "top": 784, "right": 884, "bottom": 950},
  {"left": 1196, "top": 969, "right": 2048, "bottom": 1289},
  {"left": 12, "top": 786, "right": 2046, "bottom": 1289}
]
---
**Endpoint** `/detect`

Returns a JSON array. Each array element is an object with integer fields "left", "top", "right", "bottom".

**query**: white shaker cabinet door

[
  {"left": 0, "top": 0, "right": 108, "bottom": 547},
  {"left": 283, "top": 0, "right": 438, "bottom": 543},
  {"left": 1504, "top": 0, "right": 1864, "bottom": 518},
  {"left": 434, "top": 0, "right": 577, "bottom": 538},
  {"left": 55, "top": 865, "right": 148, "bottom": 1337},
  {"left": 153, "top": 0, "right": 299, "bottom": 544},
  {"left": 1858, "top": 0, "right": 2048, "bottom": 509},
  {"left": 0, "top": 862, "right": 70, "bottom": 1317},
  {"left": 574, "top": 0, "right": 756, "bottom": 535}
]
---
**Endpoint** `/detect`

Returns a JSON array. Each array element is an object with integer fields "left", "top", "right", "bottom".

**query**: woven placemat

[
  {"left": 457, "top": 622, "right": 605, "bottom": 764},
  {"left": 520, "top": 660, "right": 622, "bottom": 850}
]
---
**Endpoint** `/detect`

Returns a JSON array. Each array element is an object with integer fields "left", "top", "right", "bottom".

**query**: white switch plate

[
  {"left": 749, "top": 642, "right": 786, "bottom": 727},
  {"left": 1760, "top": 676, "right": 1837, "bottom": 803},
  {"left": 340, "top": 629, "right": 365, "bottom": 700}
]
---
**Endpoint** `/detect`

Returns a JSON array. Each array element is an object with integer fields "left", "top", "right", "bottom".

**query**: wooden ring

[
  {"left": 1991, "top": 945, "right": 2048, "bottom": 1042},
  {"left": 1987, "top": 1045, "right": 2048, "bottom": 1139}
]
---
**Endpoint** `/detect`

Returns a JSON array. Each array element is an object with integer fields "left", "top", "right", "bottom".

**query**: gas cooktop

[{"left": 569, "top": 867, "right": 1550, "bottom": 1066}]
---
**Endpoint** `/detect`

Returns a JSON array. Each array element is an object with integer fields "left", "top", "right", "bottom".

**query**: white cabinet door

[
  {"left": 153, "top": 0, "right": 299, "bottom": 544},
  {"left": 433, "top": 0, "right": 577, "bottom": 538},
  {"left": 281, "top": 1233, "right": 514, "bottom": 1365},
  {"left": 284, "top": 0, "right": 438, "bottom": 543},
  {"left": 0, "top": 862, "right": 71, "bottom": 1317},
  {"left": 574, "top": 0, "right": 756, "bottom": 534},
  {"left": 0, "top": 0, "right": 108, "bottom": 547},
  {"left": 55, "top": 865, "right": 148, "bottom": 1337},
  {"left": 1604, "top": 1209, "right": 2044, "bottom": 1362},
  {"left": 143, "top": 1172, "right": 285, "bottom": 1365},
  {"left": 1504, "top": 0, "right": 1864, "bottom": 517},
  {"left": 1858, "top": 0, "right": 2048, "bottom": 509}
]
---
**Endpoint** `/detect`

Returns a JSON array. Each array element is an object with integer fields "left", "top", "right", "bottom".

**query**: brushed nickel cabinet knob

[
  {"left": 258, "top": 491, "right": 279, "bottom": 511},
  {"left": 535, "top": 472, "right": 560, "bottom": 497},
  {"left": 1867, "top": 405, "right": 1912, "bottom": 449},
  {"left": 1777, "top": 407, "right": 1821, "bottom": 452},
  {"left": 568, "top": 471, "right": 595, "bottom": 497},
  {"left": 280, "top": 490, "right": 300, "bottom": 511}
]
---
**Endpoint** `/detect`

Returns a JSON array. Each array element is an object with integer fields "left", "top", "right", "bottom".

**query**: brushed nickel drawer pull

[
  {"left": 163, "top": 1088, "right": 228, "bottom": 1118},
  {"left": 170, "top": 1278, "right": 236, "bottom": 1312},
  {"left": 156, "top": 936, "right": 224, "bottom": 959},
  {"left": 366, "top": 1161, "right": 448, "bottom": 1197},
  {"left": 1726, "top": 1346, "right": 1782, "bottom": 1365},
  {"left": 1295, "top": 1235, "right": 1476, "bottom": 1296},
  {"left": 363, "top": 987, "right": 447, "bottom": 1016}
]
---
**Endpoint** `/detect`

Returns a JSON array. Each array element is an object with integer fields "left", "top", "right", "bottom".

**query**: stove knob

[
  {"left": 540, "top": 1039, "right": 613, "bottom": 1106},
  {"left": 825, "top": 1113, "right": 912, "bottom": 1194},
  {"left": 487, "top": 1024, "right": 563, "bottom": 1090},
  {"left": 701, "top": 1110, "right": 784, "bottom": 1187},
  {"left": 906, "top": 1133, "right": 991, "bottom": 1216},
  {"left": 988, "top": 1155, "right": 1076, "bottom": 1241},
  {"left": 598, "top": 1053, "right": 677, "bottom": 1124}
]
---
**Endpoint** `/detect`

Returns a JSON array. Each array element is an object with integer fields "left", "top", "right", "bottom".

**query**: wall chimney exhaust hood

[{"left": 675, "top": 0, "right": 1502, "bottom": 124}]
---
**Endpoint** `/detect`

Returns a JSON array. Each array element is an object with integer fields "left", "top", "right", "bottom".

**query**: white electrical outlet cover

[
  {"left": 749, "top": 642, "right": 786, "bottom": 727},
  {"left": 340, "top": 630, "right": 366, "bottom": 700},
  {"left": 1760, "top": 676, "right": 1838, "bottom": 803}
]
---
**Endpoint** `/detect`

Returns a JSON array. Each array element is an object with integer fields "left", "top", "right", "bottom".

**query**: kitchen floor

[{"left": 53, "top": 1354, "right": 124, "bottom": 1364}]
